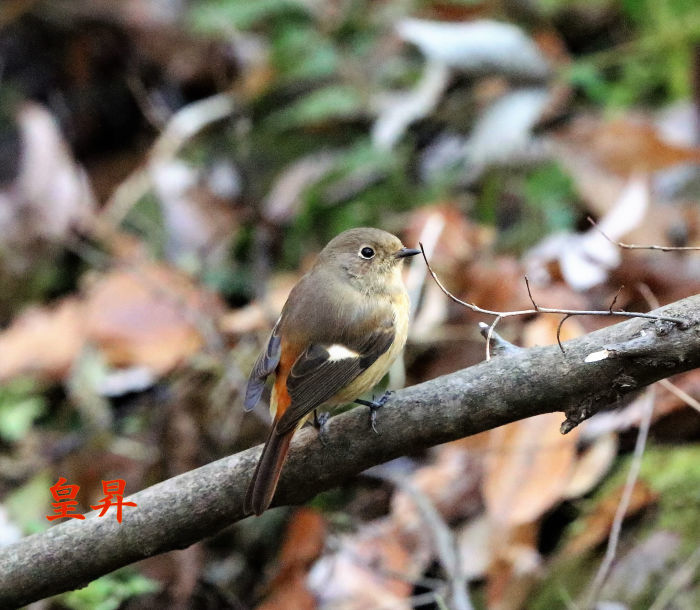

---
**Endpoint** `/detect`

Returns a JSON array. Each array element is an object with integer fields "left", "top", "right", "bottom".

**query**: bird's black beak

[{"left": 394, "top": 247, "right": 422, "bottom": 259}]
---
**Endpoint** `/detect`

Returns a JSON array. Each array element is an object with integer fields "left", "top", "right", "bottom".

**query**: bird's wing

[
  {"left": 243, "top": 320, "right": 282, "bottom": 411},
  {"left": 275, "top": 322, "right": 395, "bottom": 435}
]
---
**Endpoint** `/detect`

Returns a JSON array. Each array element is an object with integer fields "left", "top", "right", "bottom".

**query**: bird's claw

[
  {"left": 313, "top": 410, "right": 330, "bottom": 446},
  {"left": 355, "top": 390, "right": 393, "bottom": 435}
]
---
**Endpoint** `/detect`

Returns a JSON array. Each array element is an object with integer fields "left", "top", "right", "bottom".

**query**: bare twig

[
  {"left": 524, "top": 276, "right": 539, "bottom": 311},
  {"left": 583, "top": 386, "right": 656, "bottom": 608},
  {"left": 659, "top": 378, "right": 700, "bottom": 414},
  {"left": 419, "top": 242, "right": 689, "bottom": 360},
  {"left": 556, "top": 314, "right": 573, "bottom": 353},
  {"left": 370, "top": 469, "right": 473, "bottom": 610},
  {"left": 609, "top": 285, "right": 624, "bottom": 313},
  {"left": 588, "top": 216, "right": 700, "bottom": 251}
]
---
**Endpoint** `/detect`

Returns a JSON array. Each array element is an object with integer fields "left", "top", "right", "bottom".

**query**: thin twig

[
  {"left": 556, "top": 314, "right": 573, "bottom": 354},
  {"left": 369, "top": 469, "right": 473, "bottom": 610},
  {"left": 609, "top": 286, "right": 624, "bottom": 313},
  {"left": 588, "top": 216, "right": 700, "bottom": 251},
  {"left": 485, "top": 315, "right": 503, "bottom": 362},
  {"left": 658, "top": 378, "right": 700, "bottom": 414},
  {"left": 583, "top": 386, "right": 656, "bottom": 608},
  {"left": 524, "top": 276, "right": 539, "bottom": 311},
  {"left": 100, "top": 92, "right": 236, "bottom": 229},
  {"left": 418, "top": 243, "right": 689, "bottom": 360}
]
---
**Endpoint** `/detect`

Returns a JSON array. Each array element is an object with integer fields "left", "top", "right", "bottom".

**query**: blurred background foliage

[{"left": 0, "top": 0, "right": 699, "bottom": 608}]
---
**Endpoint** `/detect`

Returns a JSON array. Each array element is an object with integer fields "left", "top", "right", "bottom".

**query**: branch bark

[{"left": 2, "top": 295, "right": 699, "bottom": 607}]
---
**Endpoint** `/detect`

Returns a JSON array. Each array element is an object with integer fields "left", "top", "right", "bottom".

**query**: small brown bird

[{"left": 243, "top": 227, "right": 420, "bottom": 515}]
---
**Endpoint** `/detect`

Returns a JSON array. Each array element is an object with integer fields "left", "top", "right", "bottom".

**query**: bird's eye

[{"left": 359, "top": 246, "right": 375, "bottom": 259}]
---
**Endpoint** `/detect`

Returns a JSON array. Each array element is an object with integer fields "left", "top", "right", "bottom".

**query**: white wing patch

[{"left": 327, "top": 344, "right": 360, "bottom": 361}]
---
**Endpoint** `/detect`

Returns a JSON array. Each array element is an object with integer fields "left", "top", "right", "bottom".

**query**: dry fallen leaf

[
  {"left": 14, "top": 103, "right": 96, "bottom": 241},
  {"left": 556, "top": 115, "right": 700, "bottom": 178},
  {"left": 84, "top": 264, "right": 221, "bottom": 374},
  {"left": 524, "top": 173, "right": 649, "bottom": 290},
  {"left": 391, "top": 441, "right": 482, "bottom": 533},
  {"left": 307, "top": 520, "right": 417, "bottom": 610},
  {"left": 482, "top": 412, "right": 580, "bottom": 528},
  {"left": 219, "top": 274, "right": 297, "bottom": 337},
  {"left": 0, "top": 298, "right": 86, "bottom": 382},
  {"left": 396, "top": 19, "right": 550, "bottom": 79},
  {"left": 563, "top": 480, "right": 658, "bottom": 557},
  {"left": 0, "top": 263, "right": 222, "bottom": 382},
  {"left": 258, "top": 508, "right": 326, "bottom": 610}
]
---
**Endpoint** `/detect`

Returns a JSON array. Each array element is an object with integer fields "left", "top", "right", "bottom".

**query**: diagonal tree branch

[{"left": 1, "top": 295, "right": 699, "bottom": 607}]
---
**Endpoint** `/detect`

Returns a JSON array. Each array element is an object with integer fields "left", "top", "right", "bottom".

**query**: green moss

[{"left": 531, "top": 443, "right": 700, "bottom": 609}]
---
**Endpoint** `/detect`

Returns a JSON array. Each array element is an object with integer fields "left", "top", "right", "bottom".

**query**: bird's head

[{"left": 317, "top": 227, "right": 421, "bottom": 294}]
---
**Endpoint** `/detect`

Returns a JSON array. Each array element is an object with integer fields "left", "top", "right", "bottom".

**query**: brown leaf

[
  {"left": 556, "top": 115, "right": 700, "bottom": 178},
  {"left": 482, "top": 413, "right": 579, "bottom": 527},
  {"left": 84, "top": 264, "right": 221, "bottom": 374},
  {"left": 0, "top": 263, "right": 221, "bottom": 383},
  {"left": 258, "top": 508, "right": 326, "bottom": 610},
  {"left": 391, "top": 441, "right": 482, "bottom": 533},
  {"left": 0, "top": 298, "right": 86, "bottom": 382},
  {"left": 486, "top": 523, "right": 541, "bottom": 610},
  {"left": 308, "top": 520, "right": 416, "bottom": 610},
  {"left": 480, "top": 316, "right": 585, "bottom": 526},
  {"left": 219, "top": 274, "right": 297, "bottom": 337},
  {"left": 563, "top": 480, "right": 658, "bottom": 556},
  {"left": 270, "top": 508, "right": 326, "bottom": 590}
]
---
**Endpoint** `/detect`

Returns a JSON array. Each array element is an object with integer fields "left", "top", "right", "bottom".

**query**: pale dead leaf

[
  {"left": 372, "top": 60, "right": 450, "bottom": 150},
  {"left": 464, "top": 87, "right": 551, "bottom": 178},
  {"left": 556, "top": 115, "right": 700, "bottom": 178},
  {"left": 480, "top": 316, "right": 584, "bottom": 605},
  {"left": 563, "top": 432, "right": 618, "bottom": 499},
  {"left": 150, "top": 159, "right": 237, "bottom": 267},
  {"left": 15, "top": 103, "right": 95, "bottom": 241},
  {"left": 308, "top": 520, "right": 416, "bottom": 610},
  {"left": 487, "top": 523, "right": 541, "bottom": 610},
  {"left": 219, "top": 274, "right": 297, "bottom": 337},
  {"left": 391, "top": 442, "right": 482, "bottom": 534},
  {"left": 0, "top": 263, "right": 221, "bottom": 383},
  {"left": 483, "top": 413, "right": 579, "bottom": 527},
  {"left": 524, "top": 174, "right": 649, "bottom": 290},
  {"left": 456, "top": 515, "right": 491, "bottom": 581},
  {"left": 263, "top": 153, "right": 338, "bottom": 224},
  {"left": 0, "top": 298, "right": 86, "bottom": 382},
  {"left": 84, "top": 265, "right": 220, "bottom": 374},
  {"left": 397, "top": 19, "right": 550, "bottom": 79}
]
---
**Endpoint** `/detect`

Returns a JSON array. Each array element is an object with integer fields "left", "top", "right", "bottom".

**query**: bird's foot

[
  {"left": 313, "top": 409, "right": 330, "bottom": 446},
  {"left": 355, "top": 390, "right": 393, "bottom": 434}
]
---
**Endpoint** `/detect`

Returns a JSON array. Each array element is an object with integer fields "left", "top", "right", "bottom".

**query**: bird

[{"left": 243, "top": 227, "right": 421, "bottom": 515}]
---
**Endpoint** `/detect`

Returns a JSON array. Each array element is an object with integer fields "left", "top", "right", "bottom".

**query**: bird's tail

[{"left": 244, "top": 423, "right": 295, "bottom": 516}]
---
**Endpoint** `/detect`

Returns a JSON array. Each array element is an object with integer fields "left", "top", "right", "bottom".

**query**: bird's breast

[{"left": 330, "top": 289, "right": 410, "bottom": 404}]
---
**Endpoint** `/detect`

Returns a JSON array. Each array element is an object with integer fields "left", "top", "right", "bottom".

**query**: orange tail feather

[{"left": 244, "top": 423, "right": 295, "bottom": 516}]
